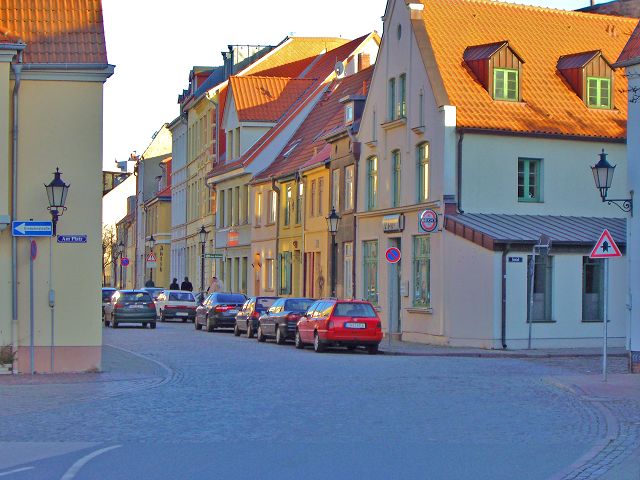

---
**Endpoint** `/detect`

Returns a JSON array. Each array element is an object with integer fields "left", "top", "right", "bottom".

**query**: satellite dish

[{"left": 334, "top": 61, "right": 345, "bottom": 78}]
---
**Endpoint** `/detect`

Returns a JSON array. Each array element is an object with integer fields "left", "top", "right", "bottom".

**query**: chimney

[{"left": 358, "top": 53, "right": 370, "bottom": 71}]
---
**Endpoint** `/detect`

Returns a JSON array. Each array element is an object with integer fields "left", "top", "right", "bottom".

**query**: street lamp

[
  {"left": 117, "top": 241, "right": 125, "bottom": 289},
  {"left": 44, "top": 168, "right": 70, "bottom": 235},
  {"left": 199, "top": 225, "right": 209, "bottom": 293},
  {"left": 591, "top": 149, "right": 633, "bottom": 214},
  {"left": 147, "top": 235, "right": 155, "bottom": 286},
  {"left": 326, "top": 207, "right": 341, "bottom": 298}
]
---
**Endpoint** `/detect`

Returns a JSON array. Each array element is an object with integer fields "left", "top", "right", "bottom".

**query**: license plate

[
  {"left": 228, "top": 310, "right": 238, "bottom": 315},
  {"left": 345, "top": 322, "right": 366, "bottom": 329},
  {"left": 176, "top": 312, "right": 188, "bottom": 317}
]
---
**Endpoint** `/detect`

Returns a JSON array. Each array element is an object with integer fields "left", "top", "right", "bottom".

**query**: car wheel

[
  {"left": 112, "top": 321, "right": 118, "bottom": 329},
  {"left": 234, "top": 324, "right": 241, "bottom": 336},
  {"left": 367, "top": 345, "right": 378, "bottom": 355},
  {"left": 206, "top": 318, "right": 215, "bottom": 332},
  {"left": 195, "top": 319, "right": 202, "bottom": 330},
  {"left": 346, "top": 345, "right": 356, "bottom": 351},
  {"left": 295, "top": 330, "right": 304, "bottom": 349},
  {"left": 150, "top": 322, "right": 157, "bottom": 329},
  {"left": 313, "top": 332, "right": 325, "bottom": 353},
  {"left": 182, "top": 318, "right": 187, "bottom": 323},
  {"left": 160, "top": 311, "right": 166, "bottom": 322},
  {"left": 275, "top": 326, "right": 285, "bottom": 345},
  {"left": 142, "top": 322, "right": 148, "bottom": 328},
  {"left": 257, "top": 325, "right": 266, "bottom": 342},
  {"left": 246, "top": 323, "right": 254, "bottom": 338}
]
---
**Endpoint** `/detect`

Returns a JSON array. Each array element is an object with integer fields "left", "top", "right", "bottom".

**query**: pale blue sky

[{"left": 100, "top": 0, "right": 607, "bottom": 170}]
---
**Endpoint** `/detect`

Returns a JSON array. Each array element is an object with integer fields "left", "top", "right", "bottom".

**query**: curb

[{"left": 379, "top": 350, "right": 627, "bottom": 359}]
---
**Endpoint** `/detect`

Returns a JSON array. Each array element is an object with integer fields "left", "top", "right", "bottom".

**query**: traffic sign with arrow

[{"left": 12, "top": 221, "right": 53, "bottom": 237}]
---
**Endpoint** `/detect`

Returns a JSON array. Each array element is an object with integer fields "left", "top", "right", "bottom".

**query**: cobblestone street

[{"left": 0, "top": 322, "right": 638, "bottom": 479}]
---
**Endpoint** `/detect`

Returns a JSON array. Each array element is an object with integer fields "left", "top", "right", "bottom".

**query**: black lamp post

[
  {"left": 199, "top": 225, "right": 209, "bottom": 293},
  {"left": 326, "top": 207, "right": 341, "bottom": 298},
  {"left": 44, "top": 168, "right": 70, "bottom": 235},
  {"left": 117, "top": 241, "right": 125, "bottom": 289},
  {"left": 147, "top": 235, "right": 155, "bottom": 285},
  {"left": 591, "top": 149, "right": 633, "bottom": 214}
]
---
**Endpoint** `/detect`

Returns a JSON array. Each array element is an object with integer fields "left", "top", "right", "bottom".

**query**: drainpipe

[
  {"left": 501, "top": 244, "right": 511, "bottom": 349},
  {"left": 271, "top": 178, "right": 281, "bottom": 294},
  {"left": 347, "top": 129, "right": 360, "bottom": 299},
  {"left": 11, "top": 51, "right": 23, "bottom": 365},
  {"left": 298, "top": 171, "right": 306, "bottom": 296},
  {"left": 456, "top": 131, "right": 465, "bottom": 214}
]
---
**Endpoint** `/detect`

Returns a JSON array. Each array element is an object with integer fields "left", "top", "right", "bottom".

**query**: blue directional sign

[
  {"left": 57, "top": 234, "right": 87, "bottom": 244},
  {"left": 12, "top": 221, "right": 53, "bottom": 237}
]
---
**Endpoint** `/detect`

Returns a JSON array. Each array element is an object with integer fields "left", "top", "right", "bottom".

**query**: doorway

[{"left": 388, "top": 238, "right": 402, "bottom": 334}]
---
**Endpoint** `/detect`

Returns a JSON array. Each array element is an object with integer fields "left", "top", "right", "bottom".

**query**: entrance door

[{"left": 388, "top": 238, "right": 402, "bottom": 334}]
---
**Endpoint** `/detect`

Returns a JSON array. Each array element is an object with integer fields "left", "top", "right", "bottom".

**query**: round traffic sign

[
  {"left": 385, "top": 247, "right": 401, "bottom": 264},
  {"left": 121, "top": 257, "right": 130, "bottom": 267},
  {"left": 419, "top": 209, "right": 438, "bottom": 233}
]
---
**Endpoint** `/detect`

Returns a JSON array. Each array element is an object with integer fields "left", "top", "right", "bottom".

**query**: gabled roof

[
  {"left": 0, "top": 0, "right": 108, "bottom": 64},
  {"left": 229, "top": 76, "right": 315, "bottom": 122},
  {"left": 253, "top": 66, "right": 373, "bottom": 182},
  {"left": 463, "top": 41, "right": 515, "bottom": 63},
  {"left": 412, "top": 0, "right": 637, "bottom": 139},
  {"left": 616, "top": 21, "right": 640, "bottom": 66},
  {"left": 557, "top": 50, "right": 603, "bottom": 70}
]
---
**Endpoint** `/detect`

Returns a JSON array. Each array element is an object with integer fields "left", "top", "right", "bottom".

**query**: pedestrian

[
  {"left": 145, "top": 278, "right": 155, "bottom": 287},
  {"left": 206, "top": 276, "right": 223, "bottom": 294},
  {"left": 181, "top": 276, "right": 193, "bottom": 292},
  {"left": 169, "top": 278, "right": 180, "bottom": 290}
]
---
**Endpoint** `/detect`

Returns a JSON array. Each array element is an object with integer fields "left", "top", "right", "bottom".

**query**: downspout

[
  {"left": 11, "top": 51, "right": 23, "bottom": 364},
  {"left": 347, "top": 129, "right": 359, "bottom": 300},
  {"left": 501, "top": 244, "right": 511, "bottom": 349},
  {"left": 457, "top": 130, "right": 464, "bottom": 214},
  {"left": 298, "top": 171, "right": 306, "bottom": 296},
  {"left": 271, "top": 178, "right": 281, "bottom": 294}
]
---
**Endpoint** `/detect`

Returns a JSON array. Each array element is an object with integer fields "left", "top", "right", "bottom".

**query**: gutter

[
  {"left": 501, "top": 244, "right": 511, "bottom": 349},
  {"left": 21, "top": 62, "right": 114, "bottom": 71},
  {"left": 11, "top": 50, "right": 24, "bottom": 367},
  {"left": 271, "top": 178, "right": 281, "bottom": 294}
]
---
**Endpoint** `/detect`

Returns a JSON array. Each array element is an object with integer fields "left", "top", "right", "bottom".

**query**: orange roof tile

[
  {"left": 0, "top": 25, "right": 22, "bottom": 44},
  {"left": 0, "top": 0, "right": 108, "bottom": 64},
  {"left": 244, "top": 37, "right": 349, "bottom": 78},
  {"left": 415, "top": 0, "right": 637, "bottom": 139},
  {"left": 229, "top": 76, "right": 315, "bottom": 122}
]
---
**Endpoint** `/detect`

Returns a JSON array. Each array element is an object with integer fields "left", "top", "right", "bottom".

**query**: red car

[{"left": 295, "top": 299, "right": 383, "bottom": 354}]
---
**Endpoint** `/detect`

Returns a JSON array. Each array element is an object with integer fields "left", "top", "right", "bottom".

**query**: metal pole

[
  {"left": 200, "top": 243, "right": 205, "bottom": 293},
  {"left": 331, "top": 234, "right": 337, "bottom": 297},
  {"left": 50, "top": 235, "right": 54, "bottom": 373},
  {"left": 527, "top": 247, "right": 536, "bottom": 349},
  {"left": 603, "top": 258, "right": 609, "bottom": 382},
  {"left": 29, "top": 242, "right": 34, "bottom": 374}
]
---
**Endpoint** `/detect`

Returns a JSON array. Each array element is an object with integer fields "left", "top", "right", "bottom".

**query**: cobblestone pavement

[{"left": 0, "top": 322, "right": 638, "bottom": 480}]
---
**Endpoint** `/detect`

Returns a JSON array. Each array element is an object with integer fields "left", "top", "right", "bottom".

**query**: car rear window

[
  {"left": 102, "top": 290, "right": 116, "bottom": 302},
  {"left": 333, "top": 303, "right": 377, "bottom": 318},
  {"left": 215, "top": 294, "right": 246, "bottom": 303},
  {"left": 169, "top": 292, "right": 195, "bottom": 302},
  {"left": 120, "top": 292, "right": 152, "bottom": 302},
  {"left": 285, "top": 299, "right": 313, "bottom": 312},
  {"left": 256, "top": 298, "right": 277, "bottom": 310}
]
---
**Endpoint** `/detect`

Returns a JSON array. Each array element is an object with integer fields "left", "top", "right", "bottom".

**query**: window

[
  {"left": 234, "top": 127, "right": 241, "bottom": 158},
  {"left": 241, "top": 257, "right": 248, "bottom": 294},
  {"left": 332, "top": 169, "right": 340, "bottom": 212},
  {"left": 296, "top": 183, "right": 303, "bottom": 224},
  {"left": 419, "top": 89, "right": 424, "bottom": 127},
  {"left": 367, "top": 157, "right": 378, "bottom": 210},
  {"left": 345, "top": 104, "right": 354, "bottom": 125},
  {"left": 493, "top": 68, "right": 518, "bottom": 101},
  {"left": 219, "top": 190, "right": 226, "bottom": 227},
  {"left": 344, "top": 165, "right": 354, "bottom": 211},
  {"left": 242, "top": 185, "right": 249, "bottom": 224},
  {"left": 518, "top": 158, "right": 541, "bottom": 202},
  {"left": 255, "top": 192, "right": 262, "bottom": 226},
  {"left": 413, "top": 237, "right": 431, "bottom": 307},
  {"left": 587, "top": 77, "right": 611, "bottom": 109},
  {"left": 344, "top": 242, "right": 353, "bottom": 299},
  {"left": 399, "top": 74, "right": 407, "bottom": 118},
  {"left": 284, "top": 184, "right": 292, "bottom": 226},
  {"left": 388, "top": 78, "right": 396, "bottom": 121},
  {"left": 527, "top": 255, "right": 553, "bottom": 322},
  {"left": 265, "top": 258, "right": 274, "bottom": 290},
  {"left": 310, "top": 180, "right": 316, "bottom": 217},
  {"left": 392, "top": 150, "right": 401, "bottom": 207},
  {"left": 417, "top": 143, "right": 429, "bottom": 202},
  {"left": 227, "top": 130, "right": 234, "bottom": 159},
  {"left": 280, "top": 251, "right": 292, "bottom": 295},
  {"left": 268, "top": 190, "right": 277, "bottom": 224},
  {"left": 583, "top": 257, "right": 604, "bottom": 322},
  {"left": 233, "top": 186, "right": 240, "bottom": 225},
  {"left": 318, "top": 178, "right": 324, "bottom": 216},
  {"left": 363, "top": 241, "right": 378, "bottom": 305}
]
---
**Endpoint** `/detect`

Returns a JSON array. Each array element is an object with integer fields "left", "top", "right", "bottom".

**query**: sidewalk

[{"left": 378, "top": 339, "right": 629, "bottom": 358}]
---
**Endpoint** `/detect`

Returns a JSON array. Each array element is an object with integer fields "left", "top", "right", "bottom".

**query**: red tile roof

[
  {"left": 0, "top": 0, "right": 108, "bottom": 64},
  {"left": 0, "top": 25, "right": 22, "bottom": 44},
  {"left": 414, "top": 0, "right": 637, "bottom": 139},
  {"left": 617, "top": 21, "right": 640, "bottom": 66},
  {"left": 254, "top": 66, "right": 373, "bottom": 182},
  {"left": 229, "top": 76, "right": 315, "bottom": 122}
]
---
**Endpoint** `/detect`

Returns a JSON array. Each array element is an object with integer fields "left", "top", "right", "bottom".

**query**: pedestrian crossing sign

[{"left": 590, "top": 229, "right": 622, "bottom": 259}]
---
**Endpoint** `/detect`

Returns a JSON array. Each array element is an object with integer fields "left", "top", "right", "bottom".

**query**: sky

[{"left": 100, "top": 0, "right": 608, "bottom": 171}]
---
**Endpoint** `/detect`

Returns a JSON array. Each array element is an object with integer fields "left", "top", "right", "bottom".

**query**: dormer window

[
  {"left": 558, "top": 51, "right": 613, "bottom": 110},
  {"left": 464, "top": 41, "right": 524, "bottom": 102},
  {"left": 345, "top": 103, "right": 354, "bottom": 125}
]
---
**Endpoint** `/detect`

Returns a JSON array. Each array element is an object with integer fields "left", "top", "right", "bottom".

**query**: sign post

[
  {"left": 590, "top": 229, "right": 622, "bottom": 382},
  {"left": 29, "top": 240, "right": 37, "bottom": 374}
]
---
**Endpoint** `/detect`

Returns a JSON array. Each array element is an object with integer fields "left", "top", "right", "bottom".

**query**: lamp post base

[{"left": 631, "top": 351, "right": 640, "bottom": 373}]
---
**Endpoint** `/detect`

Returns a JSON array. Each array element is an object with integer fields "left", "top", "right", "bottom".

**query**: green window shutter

[
  {"left": 367, "top": 157, "right": 378, "bottom": 210},
  {"left": 417, "top": 143, "right": 429, "bottom": 202}
]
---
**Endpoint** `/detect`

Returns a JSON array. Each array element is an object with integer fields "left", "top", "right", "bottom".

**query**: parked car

[
  {"left": 142, "top": 287, "right": 164, "bottom": 301},
  {"left": 256, "top": 297, "right": 314, "bottom": 344},
  {"left": 101, "top": 287, "right": 117, "bottom": 320},
  {"left": 104, "top": 290, "right": 157, "bottom": 329},
  {"left": 234, "top": 296, "right": 279, "bottom": 338},
  {"left": 156, "top": 290, "right": 197, "bottom": 322},
  {"left": 195, "top": 293, "right": 247, "bottom": 332},
  {"left": 295, "top": 300, "right": 383, "bottom": 354}
]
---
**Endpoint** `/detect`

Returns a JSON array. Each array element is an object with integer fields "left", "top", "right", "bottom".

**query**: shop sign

[
  {"left": 228, "top": 230, "right": 239, "bottom": 247},
  {"left": 418, "top": 209, "right": 438, "bottom": 233},
  {"left": 382, "top": 214, "right": 405, "bottom": 233}
]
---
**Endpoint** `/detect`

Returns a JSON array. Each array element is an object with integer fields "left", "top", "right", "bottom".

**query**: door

[{"left": 388, "top": 238, "right": 402, "bottom": 334}]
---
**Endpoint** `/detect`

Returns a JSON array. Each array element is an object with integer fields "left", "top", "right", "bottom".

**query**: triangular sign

[
  {"left": 590, "top": 229, "right": 622, "bottom": 259},
  {"left": 147, "top": 251, "right": 157, "bottom": 262}
]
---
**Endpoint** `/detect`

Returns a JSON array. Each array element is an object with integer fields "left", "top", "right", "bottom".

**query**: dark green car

[{"left": 104, "top": 290, "right": 157, "bottom": 329}]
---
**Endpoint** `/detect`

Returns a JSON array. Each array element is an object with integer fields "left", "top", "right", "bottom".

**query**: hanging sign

[
  {"left": 590, "top": 229, "right": 622, "bottom": 259},
  {"left": 419, "top": 209, "right": 438, "bottom": 233}
]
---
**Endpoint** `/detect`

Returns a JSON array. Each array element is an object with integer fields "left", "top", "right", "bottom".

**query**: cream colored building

[{"left": 0, "top": 1, "right": 113, "bottom": 372}]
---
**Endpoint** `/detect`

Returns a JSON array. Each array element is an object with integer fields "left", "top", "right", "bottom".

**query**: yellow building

[
  {"left": 0, "top": 1, "right": 114, "bottom": 373},
  {"left": 143, "top": 158, "right": 172, "bottom": 288}
]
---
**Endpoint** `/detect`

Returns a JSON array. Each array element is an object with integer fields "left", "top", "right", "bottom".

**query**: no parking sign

[{"left": 385, "top": 247, "right": 401, "bottom": 264}]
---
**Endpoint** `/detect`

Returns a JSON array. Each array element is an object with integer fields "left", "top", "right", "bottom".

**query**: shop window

[
  {"left": 582, "top": 257, "right": 604, "bottom": 322},
  {"left": 413, "top": 236, "right": 430, "bottom": 307}
]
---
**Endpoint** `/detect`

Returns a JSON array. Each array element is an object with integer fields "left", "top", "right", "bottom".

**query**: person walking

[
  {"left": 169, "top": 278, "right": 180, "bottom": 290},
  {"left": 206, "top": 276, "right": 223, "bottom": 294},
  {"left": 181, "top": 276, "right": 193, "bottom": 292}
]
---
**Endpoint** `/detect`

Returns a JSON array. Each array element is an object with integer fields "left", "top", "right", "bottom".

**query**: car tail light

[
  {"left": 286, "top": 314, "right": 299, "bottom": 321},
  {"left": 215, "top": 305, "right": 232, "bottom": 313},
  {"left": 147, "top": 302, "right": 155, "bottom": 309},
  {"left": 252, "top": 311, "right": 261, "bottom": 319},
  {"left": 376, "top": 321, "right": 382, "bottom": 329},
  {"left": 115, "top": 303, "right": 124, "bottom": 309}
]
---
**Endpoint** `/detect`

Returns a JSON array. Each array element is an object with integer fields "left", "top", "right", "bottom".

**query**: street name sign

[
  {"left": 590, "top": 229, "right": 622, "bottom": 259},
  {"left": 12, "top": 221, "right": 53, "bottom": 237},
  {"left": 57, "top": 234, "right": 87, "bottom": 244},
  {"left": 203, "top": 253, "right": 223, "bottom": 259},
  {"left": 385, "top": 247, "right": 401, "bottom": 264}
]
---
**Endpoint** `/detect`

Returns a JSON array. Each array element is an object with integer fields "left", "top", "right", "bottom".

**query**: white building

[{"left": 169, "top": 115, "right": 188, "bottom": 283}]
